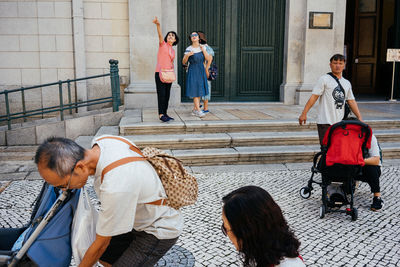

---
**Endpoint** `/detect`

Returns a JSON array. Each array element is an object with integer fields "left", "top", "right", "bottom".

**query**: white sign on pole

[
  {"left": 387, "top": 49, "right": 400, "bottom": 101},
  {"left": 387, "top": 49, "right": 400, "bottom": 62}
]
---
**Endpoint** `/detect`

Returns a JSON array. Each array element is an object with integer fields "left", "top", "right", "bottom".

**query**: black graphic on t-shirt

[{"left": 332, "top": 86, "right": 345, "bottom": 109}]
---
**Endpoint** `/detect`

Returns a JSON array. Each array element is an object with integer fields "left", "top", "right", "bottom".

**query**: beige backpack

[{"left": 97, "top": 136, "right": 198, "bottom": 209}]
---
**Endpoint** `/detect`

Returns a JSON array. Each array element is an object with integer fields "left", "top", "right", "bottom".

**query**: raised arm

[
  {"left": 152, "top": 16, "right": 163, "bottom": 44},
  {"left": 182, "top": 50, "right": 194, "bottom": 64}
]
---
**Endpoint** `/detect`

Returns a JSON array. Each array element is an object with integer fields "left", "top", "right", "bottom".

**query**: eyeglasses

[
  {"left": 55, "top": 173, "right": 72, "bottom": 190},
  {"left": 221, "top": 223, "right": 232, "bottom": 236},
  {"left": 191, "top": 33, "right": 199, "bottom": 37},
  {"left": 55, "top": 162, "right": 77, "bottom": 190}
]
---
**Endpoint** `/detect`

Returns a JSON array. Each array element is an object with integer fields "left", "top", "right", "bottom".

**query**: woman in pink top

[{"left": 153, "top": 16, "right": 179, "bottom": 122}]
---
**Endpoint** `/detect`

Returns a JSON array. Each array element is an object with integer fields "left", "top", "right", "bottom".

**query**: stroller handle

[{"left": 8, "top": 190, "right": 69, "bottom": 267}]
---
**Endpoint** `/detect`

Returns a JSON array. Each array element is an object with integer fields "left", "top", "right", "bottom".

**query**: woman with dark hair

[
  {"left": 222, "top": 186, "right": 305, "bottom": 267},
  {"left": 182, "top": 31, "right": 210, "bottom": 117},
  {"left": 153, "top": 16, "right": 179, "bottom": 122}
]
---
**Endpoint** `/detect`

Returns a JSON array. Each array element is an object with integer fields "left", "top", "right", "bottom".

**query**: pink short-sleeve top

[{"left": 155, "top": 41, "right": 175, "bottom": 73}]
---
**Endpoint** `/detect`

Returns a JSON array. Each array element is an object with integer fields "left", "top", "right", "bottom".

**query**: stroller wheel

[
  {"left": 319, "top": 205, "right": 326, "bottom": 219},
  {"left": 351, "top": 208, "right": 358, "bottom": 221},
  {"left": 300, "top": 187, "right": 311, "bottom": 199}
]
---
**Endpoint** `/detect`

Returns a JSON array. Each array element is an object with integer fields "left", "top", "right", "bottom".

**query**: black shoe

[
  {"left": 371, "top": 196, "right": 384, "bottom": 211},
  {"left": 166, "top": 115, "right": 174, "bottom": 120},
  {"left": 159, "top": 115, "right": 170, "bottom": 122}
]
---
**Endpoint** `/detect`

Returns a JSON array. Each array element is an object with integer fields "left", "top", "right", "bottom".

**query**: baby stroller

[
  {"left": 0, "top": 183, "right": 80, "bottom": 267},
  {"left": 299, "top": 120, "right": 372, "bottom": 221}
]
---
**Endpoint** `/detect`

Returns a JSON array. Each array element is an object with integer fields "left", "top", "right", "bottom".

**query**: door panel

[
  {"left": 358, "top": 17, "right": 376, "bottom": 56},
  {"left": 356, "top": 64, "right": 373, "bottom": 87},
  {"left": 178, "top": 0, "right": 226, "bottom": 101},
  {"left": 178, "top": 0, "right": 285, "bottom": 101},
  {"left": 232, "top": 0, "right": 284, "bottom": 100},
  {"left": 352, "top": 0, "right": 379, "bottom": 94}
]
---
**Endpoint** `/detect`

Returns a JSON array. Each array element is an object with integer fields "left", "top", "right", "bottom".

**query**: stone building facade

[{"left": 0, "top": 0, "right": 398, "bottom": 115}]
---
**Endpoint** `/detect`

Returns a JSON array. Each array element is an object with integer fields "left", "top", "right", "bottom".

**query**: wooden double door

[
  {"left": 345, "top": 0, "right": 400, "bottom": 97},
  {"left": 178, "top": 0, "right": 285, "bottom": 102}
]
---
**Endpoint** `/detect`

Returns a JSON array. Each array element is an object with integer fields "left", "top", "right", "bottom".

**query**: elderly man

[
  {"left": 35, "top": 136, "right": 182, "bottom": 267},
  {"left": 299, "top": 54, "right": 363, "bottom": 145}
]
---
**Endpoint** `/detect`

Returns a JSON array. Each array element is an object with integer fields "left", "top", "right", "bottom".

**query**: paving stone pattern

[{"left": 0, "top": 167, "right": 399, "bottom": 266}]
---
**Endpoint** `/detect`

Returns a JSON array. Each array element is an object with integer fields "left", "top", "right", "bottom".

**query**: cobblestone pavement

[{"left": 1, "top": 164, "right": 399, "bottom": 266}]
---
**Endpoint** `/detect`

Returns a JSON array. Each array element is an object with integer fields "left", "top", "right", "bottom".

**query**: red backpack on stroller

[{"left": 300, "top": 120, "right": 372, "bottom": 221}]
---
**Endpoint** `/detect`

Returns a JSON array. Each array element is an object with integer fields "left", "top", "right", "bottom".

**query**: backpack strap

[
  {"left": 101, "top": 156, "right": 145, "bottom": 183},
  {"left": 96, "top": 136, "right": 144, "bottom": 157},
  {"left": 97, "top": 136, "right": 167, "bottom": 206}
]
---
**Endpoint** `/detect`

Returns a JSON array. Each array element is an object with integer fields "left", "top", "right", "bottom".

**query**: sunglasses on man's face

[{"left": 191, "top": 33, "right": 199, "bottom": 37}]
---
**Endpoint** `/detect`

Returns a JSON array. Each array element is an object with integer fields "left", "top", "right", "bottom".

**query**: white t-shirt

[
  {"left": 276, "top": 257, "right": 306, "bottom": 267},
  {"left": 312, "top": 74, "right": 355, "bottom": 125},
  {"left": 91, "top": 135, "right": 183, "bottom": 239},
  {"left": 366, "top": 135, "right": 382, "bottom": 167}
]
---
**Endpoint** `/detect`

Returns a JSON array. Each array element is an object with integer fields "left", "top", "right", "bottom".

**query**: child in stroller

[
  {"left": 0, "top": 183, "right": 80, "bottom": 267},
  {"left": 299, "top": 120, "right": 372, "bottom": 221}
]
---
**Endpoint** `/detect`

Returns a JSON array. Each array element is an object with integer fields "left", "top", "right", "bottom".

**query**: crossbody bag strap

[{"left": 327, "top": 72, "right": 346, "bottom": 99}]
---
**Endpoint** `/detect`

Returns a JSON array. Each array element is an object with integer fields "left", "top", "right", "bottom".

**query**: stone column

[
  {"left": 280, "top": 0, "right": 307, "bottom": 104},
  {"left": 280, "top": 0, "right": 346, "bottom": 105},
  {"left": 124, "top": 0, "right": 180, "bottom": 109},
  {"left": 72, "top": 0, "right": 87, "bottom": 112}
]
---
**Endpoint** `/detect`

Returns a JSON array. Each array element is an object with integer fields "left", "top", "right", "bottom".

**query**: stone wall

[
  {"left": 0, "top": 0, "right": 75, "bottom": 113},
  {"left": 83, "top": 0, "right": 130, "bottom": 107},
  {"left": 0, "top": 0, "right": 130, "bottom": 116}
]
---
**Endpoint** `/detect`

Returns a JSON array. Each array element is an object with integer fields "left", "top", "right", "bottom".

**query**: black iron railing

[{"left": 0, "top": 59, "right": 121, "bottom": 130}]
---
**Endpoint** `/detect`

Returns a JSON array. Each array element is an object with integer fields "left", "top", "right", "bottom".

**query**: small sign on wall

[
  {"left": 309, "top": 12, "right": 333, "bottom": 29},
  {"left": 387, "top": 49, "right": 400, "bottom": 62}
]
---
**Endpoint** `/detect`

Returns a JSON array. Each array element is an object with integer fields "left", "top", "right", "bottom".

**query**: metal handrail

[{"left": 0, "top": 59, "right": 121, "bottom": 130}]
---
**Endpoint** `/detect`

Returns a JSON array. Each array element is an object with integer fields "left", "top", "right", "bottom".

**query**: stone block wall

[
  {"left": 83, "top": 0, "right": 130, "bottom": 108},
  {"left": 0, "top": 0, "right": 129, "bottom": 116},
  {"left": 0, "top": 0, "right": 75, "bottom": 112}
]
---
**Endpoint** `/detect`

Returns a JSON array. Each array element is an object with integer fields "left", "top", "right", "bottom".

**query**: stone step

[
  {"left": 170, "top": 142, "right": 400, "bottom": 166},
  {"left": 0, "top": 151, "right": 35, "bottom": 161},
  {"left": 119, "top": 118, "right": 400, "bottom": 135},
  {"left": 118, "top": 128, "right": 400, "bottom": 150},
  {"left": 0, "top": 145, "right": 38, "bottom": 152}
]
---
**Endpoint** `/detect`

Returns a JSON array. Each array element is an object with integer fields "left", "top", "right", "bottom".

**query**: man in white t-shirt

[
  {"left": 35, "top": 136, "right": 183, "bottom": 267},
  {"left": 299, "top": 54, "right": 363, "bottom": 144}
]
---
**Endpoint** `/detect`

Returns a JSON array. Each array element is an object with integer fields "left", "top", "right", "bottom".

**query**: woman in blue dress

[{"left": 182, "top": 32, "right": 211, "bottom": 117}]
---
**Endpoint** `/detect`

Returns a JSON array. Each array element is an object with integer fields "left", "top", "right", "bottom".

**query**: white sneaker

[{"left": 191, "top": 110, "right": 205, "bottom": 117}]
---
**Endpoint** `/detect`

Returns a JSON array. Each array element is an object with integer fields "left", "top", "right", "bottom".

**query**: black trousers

[
  {"left": 357, "top": 165, "right": 381, "bottom": 193},
  {"left": 100, "top": 229, "right": 178, "bottom": 267},
  {"left": 155, "top": 72, "right": 172, "bottom": 116}
]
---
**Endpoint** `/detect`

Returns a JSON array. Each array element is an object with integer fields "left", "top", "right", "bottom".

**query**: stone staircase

[
  {"left": 74, "top": 118, "right": 400, "bottom": 166},
  {"left": 2, "top": 114, "right": 400, "bottom": 168}
]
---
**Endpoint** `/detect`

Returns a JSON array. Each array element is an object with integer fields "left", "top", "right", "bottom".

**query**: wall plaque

[{"left": 309, "top": 12, "right": 333, "bottom": 29}]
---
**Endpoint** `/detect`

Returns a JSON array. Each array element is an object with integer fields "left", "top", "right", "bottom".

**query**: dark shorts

[
  {"left": 317, "top": 124, "right": 331, "bottom": 145},
  {"left": 100, "top": 229, "right": 178, "bottom": 267}
]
